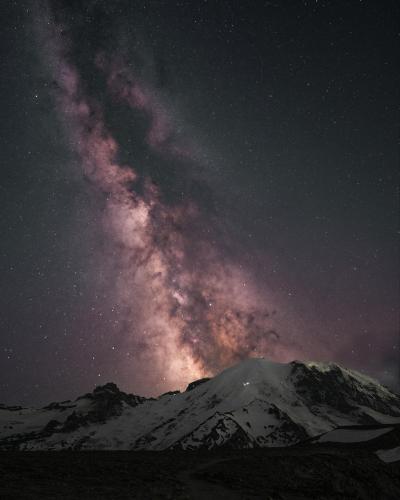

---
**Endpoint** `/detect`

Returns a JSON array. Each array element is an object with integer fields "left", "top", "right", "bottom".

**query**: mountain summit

[{"left": 1, "top": 358, "right": 399, "bottom": 450}]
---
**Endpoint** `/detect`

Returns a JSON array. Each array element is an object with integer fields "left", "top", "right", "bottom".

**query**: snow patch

[
  {"left": 376, "top": 446, "right": 400, "bottom": 463},
  {"left": 317, "top": 427, "right": 393, "bottom": 443}
]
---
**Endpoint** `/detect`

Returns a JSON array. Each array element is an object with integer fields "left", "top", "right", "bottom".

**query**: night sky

[{"left": 1, "top": 0, "right": 398, "bottom": 406}]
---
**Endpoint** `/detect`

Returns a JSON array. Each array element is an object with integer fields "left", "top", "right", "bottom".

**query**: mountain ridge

[{"left": 1, "top": 358, "right": 399, "bottom": 451}]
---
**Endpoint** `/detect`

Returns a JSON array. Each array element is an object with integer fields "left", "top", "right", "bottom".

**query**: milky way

[
  {"left": 1, "top": 1, "right": 396, "bottom": 405},
  {"left": 33, "top": 6, "right": 309, "bottom": 394}
]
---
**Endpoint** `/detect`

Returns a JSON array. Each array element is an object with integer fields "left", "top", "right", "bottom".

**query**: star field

[{"left": 0, "top": 0, "right": 398, "bottom": 405}]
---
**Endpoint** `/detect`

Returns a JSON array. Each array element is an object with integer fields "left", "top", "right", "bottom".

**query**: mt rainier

[{"left": 1, "top": 358, "right": 399, "bottom": 450}]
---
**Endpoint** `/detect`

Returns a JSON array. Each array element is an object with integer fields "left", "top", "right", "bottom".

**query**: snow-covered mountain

[{"left": 1, "top": 358, "right": 399, "bottom": 450}]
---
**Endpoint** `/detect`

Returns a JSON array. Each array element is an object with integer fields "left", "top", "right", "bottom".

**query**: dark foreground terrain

[{"left": 0, "top": 445, "right": 399, "bottom": 500}]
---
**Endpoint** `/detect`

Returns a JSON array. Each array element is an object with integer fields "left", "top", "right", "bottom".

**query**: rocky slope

[{"left": 1, "top": 358, "right": 399, "bottom": 450}]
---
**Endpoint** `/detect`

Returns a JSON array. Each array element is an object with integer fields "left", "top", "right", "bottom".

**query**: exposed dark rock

[
  {"left": 0, "top": 405, "right": 24, "bottom": 411},
  {"left": 185, "top": 378, "right": 211, "bottom": 392},
  {"left": 42, "top": 401, "right": 74, "bottom": 411},
  {"left": 159, "top": 390, "right": 180, "bottom": 398},
  {"left": 290, "top": 361, "right": 400, "bottom": 417},
  {"left": 43, "top": 419, "right": 62, "bottom": 433},
  {"left": 205, "top": 394, "right": 222, "bottom": 409}
]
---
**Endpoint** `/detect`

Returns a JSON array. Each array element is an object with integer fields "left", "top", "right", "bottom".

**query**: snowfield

[
  {"left": 376, "top": 446, "right": 400, "bottom": 463},
  {"left": 316, "top": 427, "right": 393, "bottom": 443}
]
